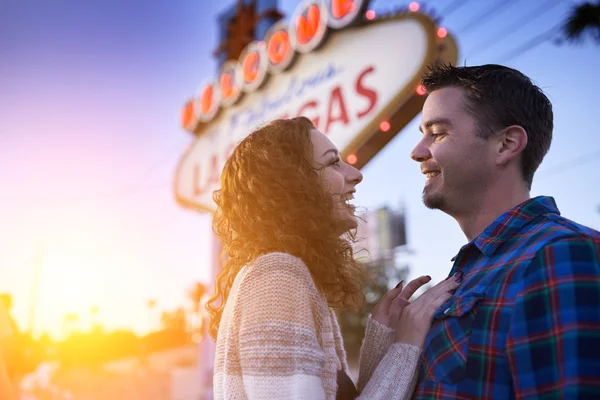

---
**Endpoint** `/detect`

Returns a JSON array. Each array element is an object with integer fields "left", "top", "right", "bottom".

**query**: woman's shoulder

[
  {"left": 249, "top": 252, "right": 309, "bottom": 275},
  {"left": 244, "top": 252, "right": 316, "bottom": 290},
  {"left": 234, "top": 252, "right": 324, "bottom": 317}
]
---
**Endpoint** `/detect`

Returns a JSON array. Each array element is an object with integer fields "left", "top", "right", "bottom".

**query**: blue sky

[{"left": 1, "top": 0, "right": 598, "bottom": 337}]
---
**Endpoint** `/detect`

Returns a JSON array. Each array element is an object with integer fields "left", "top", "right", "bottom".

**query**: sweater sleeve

[
  {"left": 237, "top": 253, "right": 327, "bottom": 399},
  {"left": 356, "top": 314, "right": 394, "bottom": 391},
  {"left": 356, "top": 315, "right": 422, "bottom": 400}
]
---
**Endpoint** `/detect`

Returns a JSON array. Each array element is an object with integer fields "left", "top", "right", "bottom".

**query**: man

[{"left": 410, "top": 64, "right": 600, "bottom": 399}]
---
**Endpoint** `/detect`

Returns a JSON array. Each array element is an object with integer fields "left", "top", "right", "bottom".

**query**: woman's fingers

[
  {"left": 413, "top": 273, "right": 461, "bottom": 305},
  {"left": 407, "top": 274, "right": 462, "bottom": 316},
  {"left": 376, "top": 281, "right": 405, "bottom": 310},
  {"left": 394, "top": 274, "right": 464, "bottom": 347},
  {"left": 389, "top": 295, "right": 410, "bottom": 315},
  {"left": 431, "top": 274, "right": 461, "bottom": 296},
  {"left": 399, "top": 275, "right": 431, "bottom": 301},
  {"left": 427, "top": 291, "right": 453, "bottom": 314},
  {"left": 371, "top": 281, "right": 406, "bottom": 328}
]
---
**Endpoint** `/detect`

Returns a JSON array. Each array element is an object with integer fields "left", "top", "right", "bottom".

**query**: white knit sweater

[{"left": 213, "top": 252, "right": 421, "bottom": 399}]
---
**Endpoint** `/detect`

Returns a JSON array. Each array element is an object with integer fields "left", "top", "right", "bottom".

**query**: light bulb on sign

[
  {"left": 200, "top": 86, "right": 214, "bottom": 114},
  {"left": 409, "top": 2, "right": 420, "bottom": 12},
  {"left": 331, "top": 0, "right": 355, "bottom": 19},
  {"left": 181, "top": 100, "right": 196, "bottom": 130},
  {"left": 379, "top": 121, "right": 390, "bottom": 132},
  {"left": 365, "top": 10, "right": 376, "bottom": 20},
  {"left": 347, "top": 154, "right": 358, "bottom": 165},
  {"left": 437, "top": 27, "right": 448, "bottom": 38}
]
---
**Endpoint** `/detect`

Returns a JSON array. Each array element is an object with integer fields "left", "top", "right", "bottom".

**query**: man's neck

[{"left": 455, "top": 183, "right": 531, "bottom": 242}]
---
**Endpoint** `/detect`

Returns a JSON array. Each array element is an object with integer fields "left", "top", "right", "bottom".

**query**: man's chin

[{"left": 423, "top": 189, "right": 444, "bottom": 210}]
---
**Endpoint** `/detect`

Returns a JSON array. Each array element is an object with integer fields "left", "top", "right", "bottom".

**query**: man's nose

[{"left": 410, "top": 139, "right": 432, "bottom": 163}]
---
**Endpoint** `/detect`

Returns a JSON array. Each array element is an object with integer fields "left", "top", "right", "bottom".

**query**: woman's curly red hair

[{"left": 207, "top": 117, "right": 366, "bottom": 339}]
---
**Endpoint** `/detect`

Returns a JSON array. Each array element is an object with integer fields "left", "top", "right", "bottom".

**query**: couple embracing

[{"left": 209, "top": 64, "right": 600, "bottom": 399}]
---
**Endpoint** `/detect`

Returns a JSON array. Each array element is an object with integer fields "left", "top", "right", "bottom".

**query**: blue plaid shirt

[{"left": 414, "top": 196, "right": 600, "bottom": 399}]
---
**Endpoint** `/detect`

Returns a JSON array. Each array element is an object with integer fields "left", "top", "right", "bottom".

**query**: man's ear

[{"left": 496, "top": 125, "right": 527, "bottom": 166}]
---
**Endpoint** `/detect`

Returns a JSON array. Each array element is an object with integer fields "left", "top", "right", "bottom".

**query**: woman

[{"left": 208, "top": 117, "right": 460, "bottom": 399}]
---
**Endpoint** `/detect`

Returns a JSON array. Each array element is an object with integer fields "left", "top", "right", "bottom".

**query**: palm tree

[
  {"left": 188, "top": 282, "right": 207, "bottom": 313},
  {"left": 563, "top": 1, "right": 600, "bottom": 44},
  {"left": 188, "top": 282, "right": 207, "bottom": 341}
]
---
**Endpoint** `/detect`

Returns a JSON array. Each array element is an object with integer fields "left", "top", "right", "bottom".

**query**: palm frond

[{"left": 563, "top": 1, "right": 600, "bottom": 43}]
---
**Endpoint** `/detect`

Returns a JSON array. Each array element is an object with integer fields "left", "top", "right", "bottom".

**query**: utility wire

[
  {"left": 494, "top": 22, "right": 563, "bottom": 62},
  {"left": 456, "top": 0, "right": 522, "bottom": 35},
  {"left": 439, "top": 0, "right": 472, "bottom": 19},
  {"left": 537, "top": 149, "right": 600, "bottom": 180},
  {"left": 467, "top": 0, "right": 564, "bottom": 56}
]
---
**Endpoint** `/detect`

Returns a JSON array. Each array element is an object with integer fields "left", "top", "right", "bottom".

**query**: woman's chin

[
  {"left": 342, "top": 215, "right": 358, "bottom": 231},
  {"left": 334, "top": 207, "right": 358, "bottom": 233}
]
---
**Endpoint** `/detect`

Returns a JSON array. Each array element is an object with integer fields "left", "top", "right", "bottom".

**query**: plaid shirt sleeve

[{"left": 507, "top": 237, "right": 600, "bottom": 399}]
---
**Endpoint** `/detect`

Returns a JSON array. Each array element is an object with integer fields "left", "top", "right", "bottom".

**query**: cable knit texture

[{"left": 214, "top": 252, "right": 422, "bottom": 399}]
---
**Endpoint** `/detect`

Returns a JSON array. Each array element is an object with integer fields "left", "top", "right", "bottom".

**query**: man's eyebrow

[{"left": 419, "top": 118, "right": 453, "bottom": 133}]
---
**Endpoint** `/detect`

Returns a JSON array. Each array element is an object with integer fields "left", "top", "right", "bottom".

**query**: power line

[
  {"left": 86, "top": 141, "right": 183, "bottom": 200},
  {"left": 5, "top": 141, "right": 184, "bottom": 207},
  {"left": 466, "top": 0, "right": 563, "bottom": 57},
  {"left": 456, "top": 0, "right": 522, "bottom": 35},
  {"left": 494, "top": 22, "right": 562, "bottom": 62},
  {"left": 537, "top": 149, "right": 600, "bottom": 180},
  {"left": 439, "top": 0, "right": 472, "bottom": 19}
]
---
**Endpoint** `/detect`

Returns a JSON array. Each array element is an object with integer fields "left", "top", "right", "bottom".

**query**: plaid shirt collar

[{"left": 452, "top": 196, "right": 560, "bottom": 260}]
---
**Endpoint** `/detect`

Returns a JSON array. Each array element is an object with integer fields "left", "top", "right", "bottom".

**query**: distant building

[
  {"left": 353, "top": 204, "right": 411, "bottom": 287},
  {"left": 340, "top": 204, "right": 412, "bottom": 361}
]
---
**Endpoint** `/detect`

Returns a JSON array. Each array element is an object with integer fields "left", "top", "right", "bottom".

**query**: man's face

[{"left": 411, "top": 87, "right": 497, "bottom": 214}]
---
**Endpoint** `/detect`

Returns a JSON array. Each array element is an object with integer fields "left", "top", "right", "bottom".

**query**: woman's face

[{"left": 310, "top": 129, "right": 363, "bottom": 229}]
